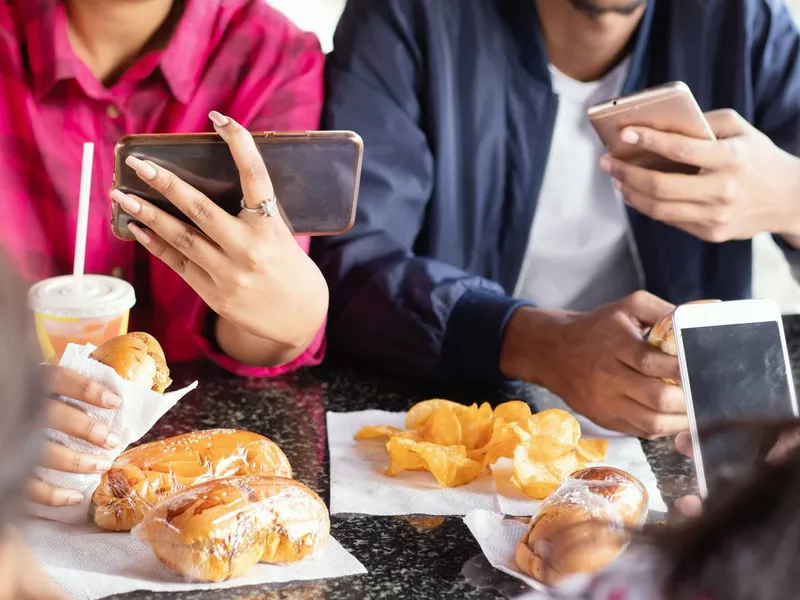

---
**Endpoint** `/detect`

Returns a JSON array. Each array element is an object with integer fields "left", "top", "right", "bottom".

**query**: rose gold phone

[
  {"left": 112, "top": 130, "right": 363, "bottom": 240},
  {"left": 588, "top": 81, "right": 715, "bottom": 174}
]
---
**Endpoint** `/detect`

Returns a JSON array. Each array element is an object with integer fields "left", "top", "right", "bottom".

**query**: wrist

[
  {"left": 214, "top": 316, "right": 311, "bottom": 368},
  {"left": 499, "top": 306, "right": 574, "bottom": 387}
]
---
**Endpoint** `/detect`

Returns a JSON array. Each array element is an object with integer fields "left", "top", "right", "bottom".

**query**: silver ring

[{"left": 240, "top": 196, "right": 278, "bottom": 218}]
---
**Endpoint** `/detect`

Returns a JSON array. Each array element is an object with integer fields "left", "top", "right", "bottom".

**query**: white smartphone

[{"left": 672, "top": 299, "right": 798, "bottom": 498}]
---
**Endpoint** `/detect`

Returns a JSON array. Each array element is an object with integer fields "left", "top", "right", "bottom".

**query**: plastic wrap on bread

[
  {"left": 515, "top": 466, "right": 648, "bottom": 586},
  {"left": 135, "top": 475, "right": 330, "bottom": 582},
  {"left": 91, "top": 429, "right": 292, "bottom": 531},
  {"left": 646, "top": 299, "right": 720, "bottom": 384},
  {"left": 89, "top": 332, "right": 172, "bottom": 393}
]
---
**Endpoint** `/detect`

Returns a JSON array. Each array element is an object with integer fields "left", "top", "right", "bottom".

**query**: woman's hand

[
  {"left": 110, "top": 112, "right": 328, "bottom": 367},
  {"left": 27, "top": 366, "right": 121, "bottom": 508}
]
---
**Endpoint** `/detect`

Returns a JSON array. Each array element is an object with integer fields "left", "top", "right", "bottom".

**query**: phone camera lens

[{"left": 612, "top": 100, "right": 618, "bottom": 106}]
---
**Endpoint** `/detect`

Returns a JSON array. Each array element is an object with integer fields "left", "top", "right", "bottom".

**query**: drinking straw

[{"left": 73, "top": 143, "right": 94, "bottom": 291}]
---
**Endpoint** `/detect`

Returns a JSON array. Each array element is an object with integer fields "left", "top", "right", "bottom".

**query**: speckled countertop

[{"left": 105, "top": 316, "right": 800, "bottom": 600}]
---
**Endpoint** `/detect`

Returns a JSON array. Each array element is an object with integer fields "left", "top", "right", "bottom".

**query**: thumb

[{"left": 624, "top": 292, "right": 675, "bottom": 328}]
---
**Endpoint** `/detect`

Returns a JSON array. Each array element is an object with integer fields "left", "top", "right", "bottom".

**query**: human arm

[
  {"left": 599, "top": 1, "right": 800, "bottom": 265},
  {"left": 313, "top": 0, "right": 529, "bottom": 382}
]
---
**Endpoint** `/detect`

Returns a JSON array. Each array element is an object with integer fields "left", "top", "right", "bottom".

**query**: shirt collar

[{"left": 16, "top": 0, "right": 220, "bottom": 104}]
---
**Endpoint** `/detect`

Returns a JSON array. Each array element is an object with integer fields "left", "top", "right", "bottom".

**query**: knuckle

[
  {"left": 673, "top": 139, "right": 694, "bottom": 162},
  {"left": 640, "top": 416, "right": 667, "bottom": 439},
  {"left": 82, "top": 417, "right": 98, "bottom": 440},
  {"left": 710, "top": 207, "right": 732, "bottom": 227},
  {"left": 725, "top": 140, "right": 745, "bottom": 169},
  {"left": 632, "top": 347, "right": 653, "bottom": 372},
  {"left": 717, "top": 179, "right": 739, "bottom": 205},
  {"left": 173, "top": 229, "right": 195, "bottom": 251},
  {"left": 172, "top": 255, "right": 190, "bottom": 276},
  {"left": 142, "top": 206, "right": 159, "bottom": 228},
  {"left": 159, "top": 172, "right": 177, "bottom": 194},
  {"left": 73, "top": 453, "right": 88, "bottom": 473},
  {"left": 188, "top": 199, "right": 213, "bottom": 222},
  {"left": 244, "top": 159, "right": 268, "bottom": 181}
]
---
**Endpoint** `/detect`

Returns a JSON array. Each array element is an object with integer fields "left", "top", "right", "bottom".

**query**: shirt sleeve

[{"left": 191, "top": 17, "right": 326, "bottom": 377}]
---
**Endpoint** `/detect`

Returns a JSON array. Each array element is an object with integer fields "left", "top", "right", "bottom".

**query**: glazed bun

[
  {"left": 136, "top": 476, "right": 330, "bottom": 582},
  {"left": 515, "top": 467, "right": 648, "bottom": 586},
  {"left": 90, "top": 332, "right": 171, "bottom": 393},
  {"left": 646, "top": 300, "right": 719, "bottom": 384},
  {"left": 91, "top": 429, "right": 293, "bottom": 531}
]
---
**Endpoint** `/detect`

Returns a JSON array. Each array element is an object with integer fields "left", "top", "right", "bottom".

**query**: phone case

[
  {"left": 112, "top": 131, "right": 363, "bottom": 240},
  {"left": 587, "top": 81, "right": 715, "bottom": 174}
]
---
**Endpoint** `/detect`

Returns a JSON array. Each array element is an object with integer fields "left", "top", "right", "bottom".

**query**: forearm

[{"left": 214, "top": 316, "right": 313, "bottom": 369}]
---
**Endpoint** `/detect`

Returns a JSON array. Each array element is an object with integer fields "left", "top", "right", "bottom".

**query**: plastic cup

[{"left": 28, "top": 275, "right": 136, "bottom": 363}]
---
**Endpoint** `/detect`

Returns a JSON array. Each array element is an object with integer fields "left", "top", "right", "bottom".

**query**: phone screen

[{"left": 681, "top": 321, "right": 797, "bottom": 490}]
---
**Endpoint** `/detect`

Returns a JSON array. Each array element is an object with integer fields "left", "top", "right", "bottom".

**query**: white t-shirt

[{"left": 514, "top": 59, "right": 642, "bottom": 311}]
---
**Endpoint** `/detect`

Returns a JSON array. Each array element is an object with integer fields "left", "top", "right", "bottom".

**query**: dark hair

[
  {"left": 0, "top": 258, "right": 46, "bottom": 530},
  {"left": 652, "top": 419, "right": 800, "bottom": 600}
]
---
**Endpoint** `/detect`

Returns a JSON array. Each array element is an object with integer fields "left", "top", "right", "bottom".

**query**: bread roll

[
  {"left": 90, "top": 332, "right": 172, "bottom": 393},
  {"left": 136, "top": 476, "right": 330, "bottom": 582},
  {"left": 91, "top": 429, "right": 292, "bottom": 531},
  {"left": 646, "top": 300, "right": 719, "bottom": 384},
  {"left": 515, "top": 467, "right": 648, "bottom": 586}
]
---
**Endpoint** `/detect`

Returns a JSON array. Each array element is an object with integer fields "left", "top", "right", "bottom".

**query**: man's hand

[
  {"left": 600, "top": 109, "right": 800, "bottom": 245},
  {"left": 500, "top": 291, "right": 688, "bottom": 439}
]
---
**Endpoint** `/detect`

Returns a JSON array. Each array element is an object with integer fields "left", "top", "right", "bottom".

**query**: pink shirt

[{"left": 0, "top": 0, "right": 326, "bottom": 376}]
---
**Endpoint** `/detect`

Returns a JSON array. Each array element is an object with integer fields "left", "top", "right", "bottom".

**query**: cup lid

[{"left": 28, "top": 275, "right": 136, "bottom": 318}]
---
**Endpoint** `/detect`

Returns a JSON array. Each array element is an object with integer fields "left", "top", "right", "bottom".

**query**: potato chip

[
  {"left": 420, "top": 405, "right": 462, "bottom": 446},
  {"left": 545, "top": 451, "right": 585, "bottom": 480},
  {"left": 524, "top": 409, "right": 581, "bottom": 459},
  {"left": 386, "top": 437, "right": 428, "bottom": 474},
  {"left": 576, "top": 439, "right": 609, "bottom": 463},
  {"left": 458, "top": 402, "right": 494, "bottom": 451},
  {"left": 386, "top": 437, "right": 484, "bottom": 487},
  {"left": 354, "top": 425, "right": 405, "bottom": 441},
  {"left": 493, "top": 400, "right": 532, "bottom": 424},
  {"left": 511, "top": 443, "right": 562, "bottom": 499},
  {"left": 405, "top": 399, "right": 469, "bottom": 431},
  {"left": 469, "top": 418, "right": 530, "bottom": 466}
]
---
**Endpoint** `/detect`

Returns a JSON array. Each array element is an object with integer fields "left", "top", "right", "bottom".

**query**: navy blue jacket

[{"left": 313, "top": 0, "right": 800, "bottom": 383}]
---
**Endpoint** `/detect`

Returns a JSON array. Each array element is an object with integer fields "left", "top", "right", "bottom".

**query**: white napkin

[
  {"left": 19, "top": 519, "right": 366, "bottom": 599},
  {"left": 327, "top": 410, "right": 667, "bottom": 516},
  {"left": 28, "top": 342, "right": 198, "bottom": 524}
]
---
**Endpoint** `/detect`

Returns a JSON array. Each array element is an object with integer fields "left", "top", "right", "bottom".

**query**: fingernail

[
  {"left": 599, "top": 155, "right": 612, "bottom": 173},
  {"left": 92, "top": 459, "right": 113, "bottom": 472},
  {"left": 62, "top": 491, "right": 84, "bottom": 505},
  {"left": 101, "top": 391, "right": 122, "bottom": 408},
  {"left": 612, "top": 178, "right": 622, "bottom": 191},
  {"left": 105, "top": 433, "right": 122, "bottom": 450},
  {"left": 621, "top": 129, "right": 639, "bottom": 144},
  {"left": 110, "top": 190, "right": 141, "bottom": 215},
  {"left": 128, "top": 223, "right": 151, "bottom": 244},
  {"left": 209, "top": 111, "right": 230, "bottom": 127},
  {"left": 125, "top": 156, "right": 157, "bottom": 180}
]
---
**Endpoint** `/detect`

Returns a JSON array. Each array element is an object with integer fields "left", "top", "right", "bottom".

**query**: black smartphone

[{"left": 112, "top": 130, "right": 363, "bottom": 239}]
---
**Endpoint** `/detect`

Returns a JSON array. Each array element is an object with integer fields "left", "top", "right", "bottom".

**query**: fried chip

[
  {"left": 493, "top": 400, "right": 532, "bottom": 424},
  {"left": 511, "top": 443, "right": 562, "bottom": 499},
  {"left": 405, "top": 399, "right": 469, "bottom": 431},
  {"left": 386, "top": 437, "right": 484, "bottom": 487},
  {"left": 469, "top": 418, "right": 530, "bottom": 466},
  {"left": 458, "top": 402, "right": 494, "bottom": 451},
  {"left": 420, "top": 405, "right": 462, "bottom": 446},
  {"left": 386, "top": 437, "right": 428, "bottom": 474},
  {"left": 576, "top": 439, "right": 609, "bottom": 463},
  {"left": 355, "top": 425, "right": 405, "bottom": 441},
  {"left": 523, "top": 409, "right": 581, "bottom": 460}
]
